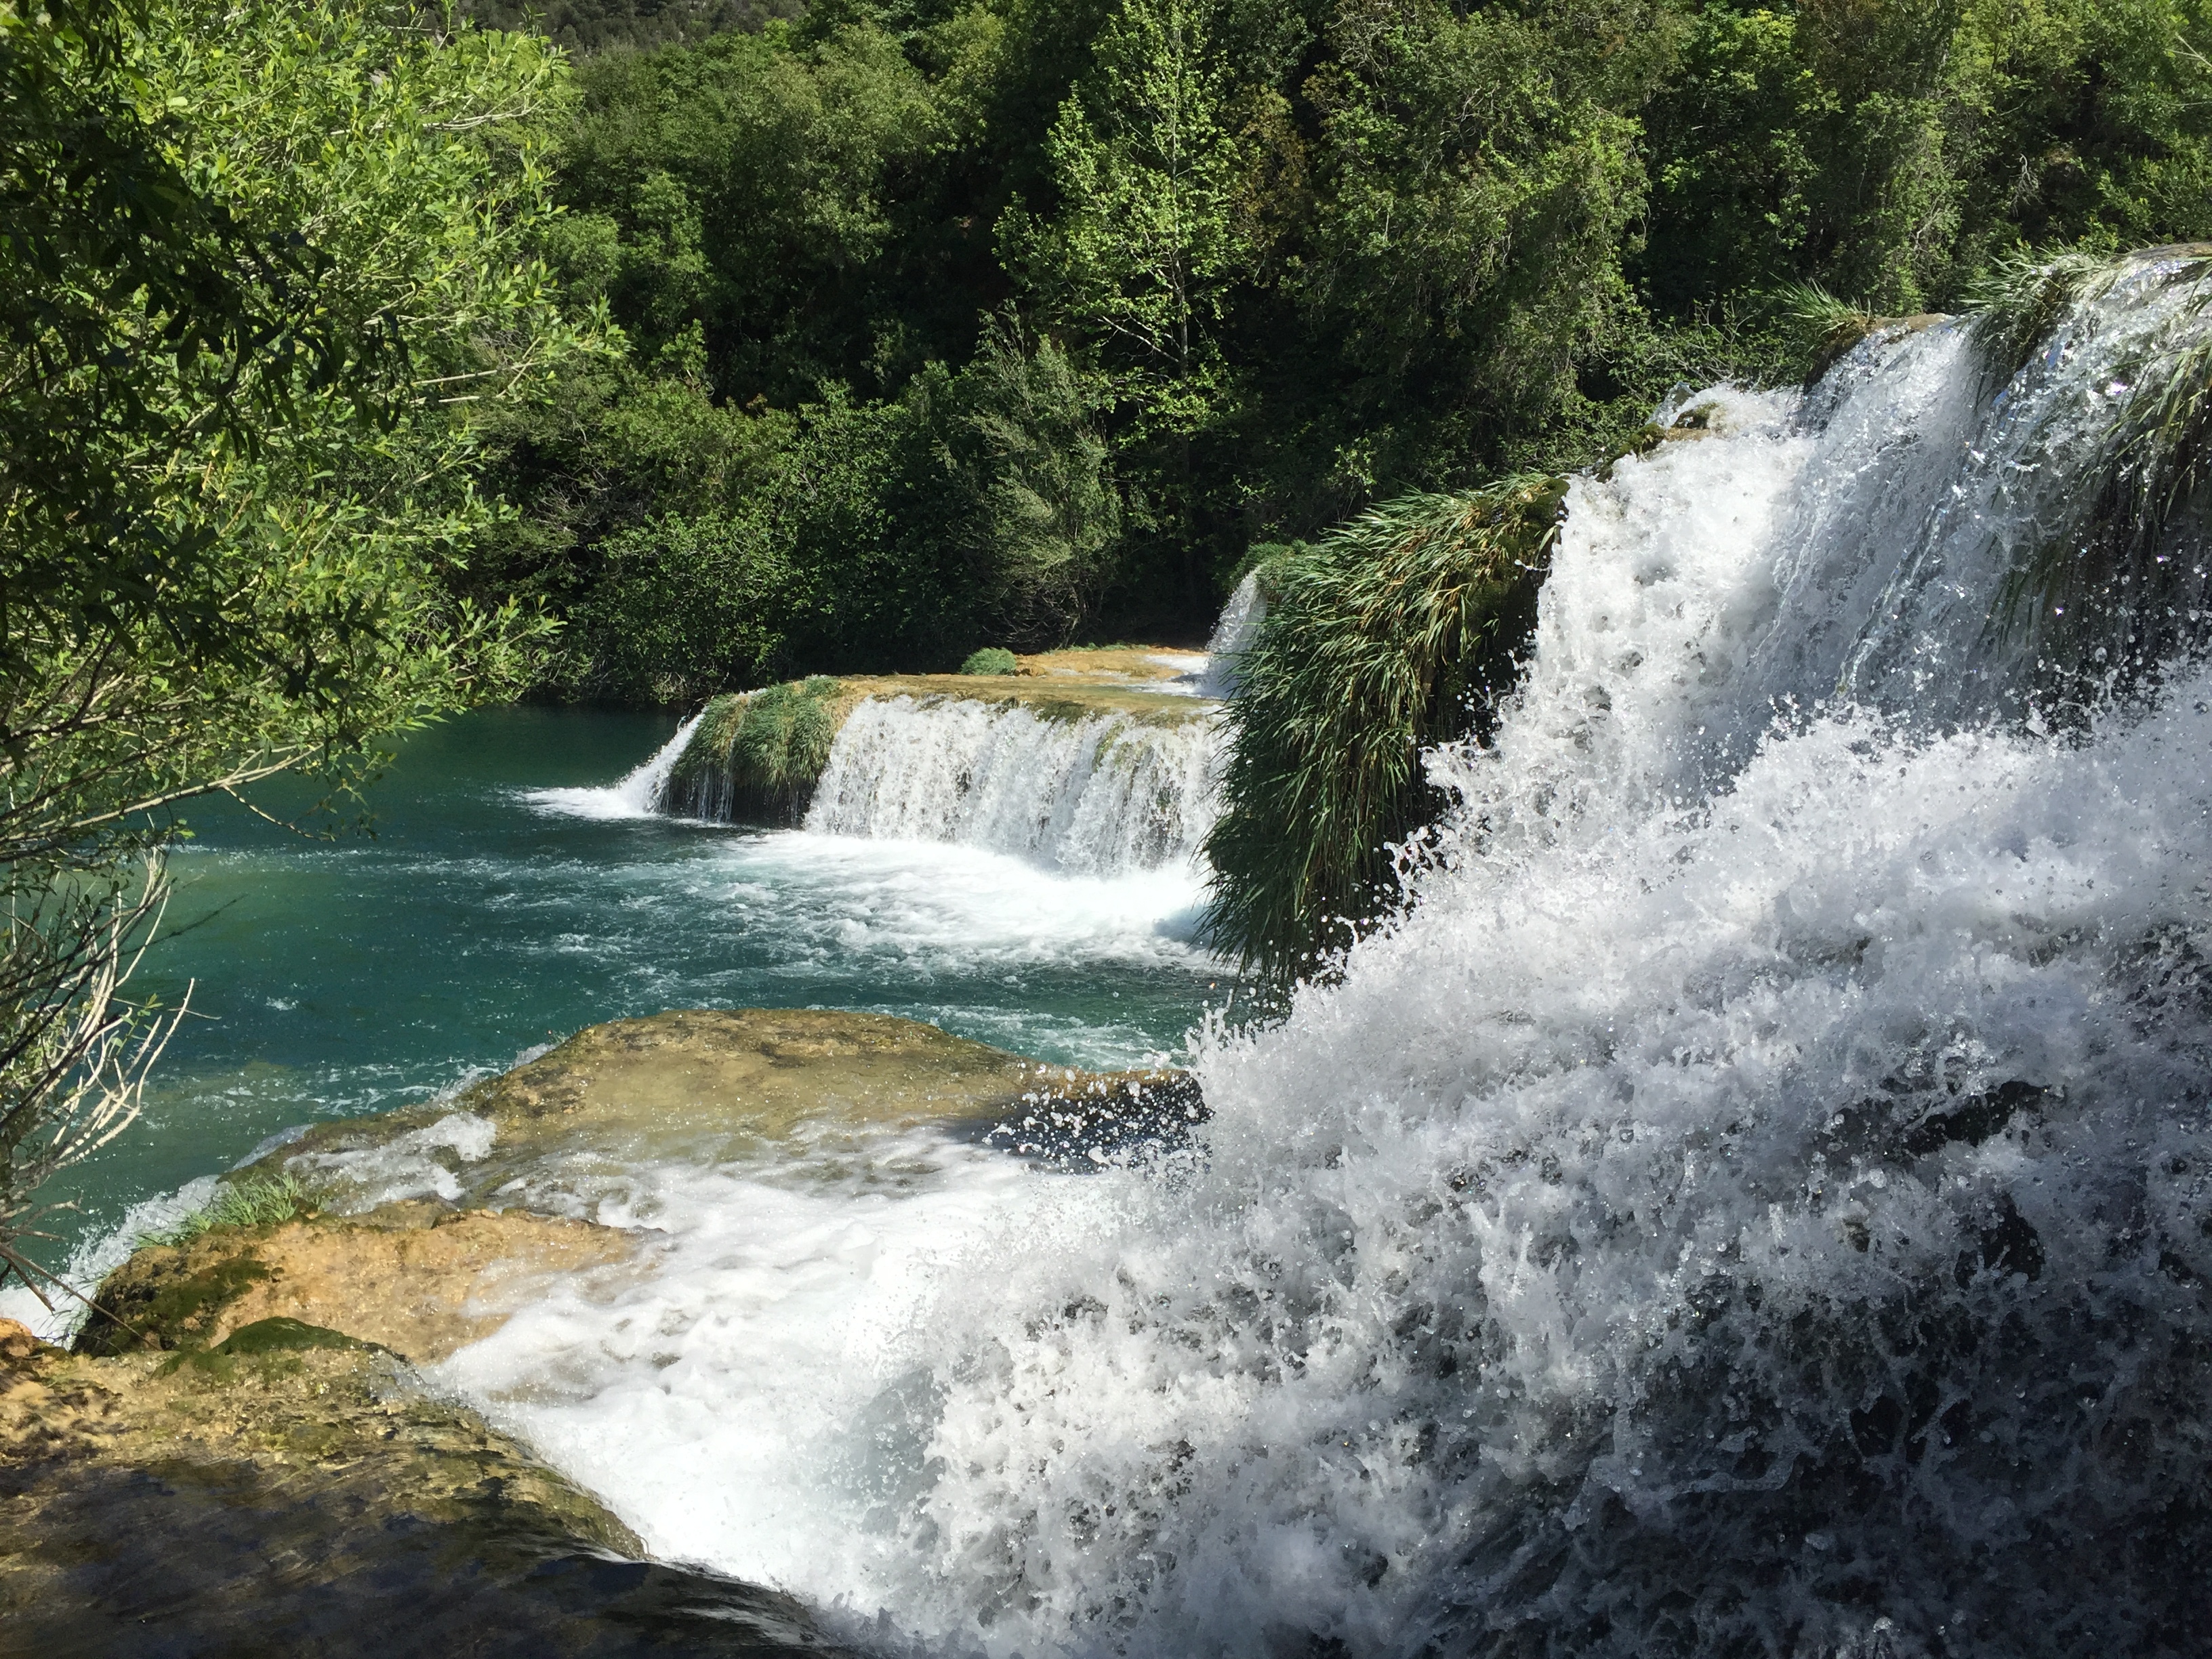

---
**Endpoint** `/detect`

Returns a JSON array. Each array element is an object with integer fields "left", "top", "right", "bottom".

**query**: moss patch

[{"left": 75, "top": 1237, "right": 275, "bottom": 1357}]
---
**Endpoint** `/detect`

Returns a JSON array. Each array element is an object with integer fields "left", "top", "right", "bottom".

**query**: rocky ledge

[{"left": 4, "top": 1008, "right": 1198, "bottom": 1656}]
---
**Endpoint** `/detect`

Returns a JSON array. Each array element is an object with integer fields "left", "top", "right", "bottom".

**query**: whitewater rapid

[{"left": 435, "top": 259, "right": 2212, "bottom": 1658}]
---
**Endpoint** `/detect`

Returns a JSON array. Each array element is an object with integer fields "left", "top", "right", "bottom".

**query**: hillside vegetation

[{"left": 462, "top": 0, "right": 2212, "bottom": 699}]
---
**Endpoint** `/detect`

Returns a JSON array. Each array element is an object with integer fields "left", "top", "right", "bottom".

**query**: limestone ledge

[
  {"left": 11, "top": 1005, "right": 1202, "bottom": 1653},
  {"left": 0, "top": 1318, "right": 838, "bottom": 1654},
  {"left": 80, "top": 1008, "right": 1195, "bottom": 1364}
]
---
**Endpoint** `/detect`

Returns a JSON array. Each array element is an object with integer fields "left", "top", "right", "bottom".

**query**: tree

[
  {"left": 0, "top": 0, "right": 598, "bottom": 1304},
  {"left": 957, "top": 312, "right": 1121, "bottom": 644},
  {"left": 1002, "top": 0, "right": 1250, "bottom": 602}
]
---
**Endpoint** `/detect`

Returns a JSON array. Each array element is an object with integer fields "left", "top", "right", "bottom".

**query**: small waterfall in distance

[
  {"left": 1198, "top": 568, "right": 1266, "bottom": 698},
  {"left": 804, "top": 697, "right": 1217, "bottom": 875}
]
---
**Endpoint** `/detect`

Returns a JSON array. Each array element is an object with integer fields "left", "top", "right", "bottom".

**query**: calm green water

[{"left": 22, "top": 707, "right": 1220, "bottom": 1274}]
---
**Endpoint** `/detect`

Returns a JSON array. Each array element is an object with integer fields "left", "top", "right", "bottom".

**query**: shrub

[{"left": 960, "top": 647, "right": 1020, "bottom": 676}]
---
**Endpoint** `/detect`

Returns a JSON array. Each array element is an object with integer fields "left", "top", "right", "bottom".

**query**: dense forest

[{"left": 457, "top": 0, "right": 2212, "bottom": 701}]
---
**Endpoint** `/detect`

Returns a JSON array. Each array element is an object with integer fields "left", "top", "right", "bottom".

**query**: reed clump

[
  {"left": 1962, "top": 246, "right": 2212, "bottom": 682},
  {"left": 666, "top": 677, "right": 847, "bottom": 823},
  {"left": 1202, "top": 476, "right": 1565, "bottom": 985}
]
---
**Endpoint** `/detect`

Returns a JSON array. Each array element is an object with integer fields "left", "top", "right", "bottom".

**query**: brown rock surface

[
  {"left": 262, "top": 1006, "right": 1052, "bottom": 1206},
  {"left": 0, "top": 1332, "right": 838, "bottom": 1656},
  {"left": 76, "top": 1203, "right": 636, "bottom": 1363},
  {"left": 7, "top": 1007, "right": 1172, "bottom": 1655}
]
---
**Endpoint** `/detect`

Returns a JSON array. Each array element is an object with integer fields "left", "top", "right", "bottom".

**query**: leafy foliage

[
  {"left": 960, "top": 647, "right": 1019, "bottom": 675},
  {"left": 1202, "top": 475, "right": 1565, "bottom": 983},
  {"left": 480, "top": 0, "right": 2212, "bottom": 689},
  {"left": 1, "top": 0, "right": 596, "bottom": 1290}
]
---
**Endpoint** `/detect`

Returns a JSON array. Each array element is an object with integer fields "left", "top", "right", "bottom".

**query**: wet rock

[
  {"left": 0, "top": 1336, "right": 842, "bottom": 1656},
  {"left": 75, "top": 1203, "right": 636, "bottom": 1363},
  {"left": 975, "top": 1067, "right": 1210, "bottom": 1168},
  {"left": 24, "top": 1008, "right": 1185, "bottom": 1654},
  {"left": 262, "top": 1007, "right": 1048, "bottom": 1210}
]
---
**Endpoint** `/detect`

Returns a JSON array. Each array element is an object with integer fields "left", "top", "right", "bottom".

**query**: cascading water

[
  {"left": 804, "top": 697, "right": 1218, "bottom": 876},
  {"left": 438, "top": 257, "right": 2212, "bottom": 1659},
  {"left": 525, "top": 709, "right": 703, "bottom": 820},
  {"left": 1199, "top": 569, "right": 1267, "bottom": 699}
]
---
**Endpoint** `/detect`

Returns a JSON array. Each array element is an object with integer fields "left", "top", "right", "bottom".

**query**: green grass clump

[
  {"left": 666, "top": 676, "right": 846, "bottom": 823},
  {"left": 1962, "top": 246, "right": 2116, "bottom": 381},
  {"left": 1770, "top": 281, "right": 1885, "bottom": 381},
  {"left": 960, "top": 647, "right": 1020, "bottom": 676},
  {"left": 1965, "top": 247, "right": 2212, "bottom": 681},
  {"left": 145, "top": 1173, "right": 317, "bottom": 1248},
  {"left": 1202, "top": 474, "right": 1565, "bottom": 985}
]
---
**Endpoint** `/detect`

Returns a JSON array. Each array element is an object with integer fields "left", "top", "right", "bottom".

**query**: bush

[
  {"left": 562, "top": 510, "right": 790, "bottom": 705},
  {"left": 960, "top": 647, "right": 1020, "bottom": 676}
]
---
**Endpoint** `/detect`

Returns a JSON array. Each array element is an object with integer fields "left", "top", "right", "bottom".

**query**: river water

[{"left": 9, "top": 706, "right": 1220, "bottom": 1280}]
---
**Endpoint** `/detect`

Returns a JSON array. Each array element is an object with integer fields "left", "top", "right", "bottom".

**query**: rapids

[{"left": 437, "top": 262, "right": 2212, "bottom": 1658}]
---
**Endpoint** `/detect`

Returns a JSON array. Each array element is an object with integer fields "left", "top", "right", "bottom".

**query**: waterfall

[
  {"left": 451, "top": 257, "right": 2212, "bottom": 1659},
  {"left": 520, "top": 710, "right": 702, "bottom": 820},
  {"left": 1199, "top": 568, "right": 1267, "bottom": 698},
  {"left": 872, "top": 262, "right": 2212, "bottom": 1658},
  {"left": 803, "top": 696, "right": 1217, "bottom": 876}
]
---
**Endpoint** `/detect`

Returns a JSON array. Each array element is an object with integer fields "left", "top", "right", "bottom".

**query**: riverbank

[{"left": 0, "top": 709, "right": 1220, "bottom": 1297}]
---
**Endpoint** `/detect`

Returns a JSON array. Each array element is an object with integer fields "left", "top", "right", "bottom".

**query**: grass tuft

[
  {"left": 1769, "top": 281, "right": 1883, "bottom": 381},
  {"left": 1201, "top": 475, "right": 1565, "bottom": 985},
  {"left": 1972, "top": 247, "right": 2212, "bottom": 676},
  {"left": 146, "top": 1173, "right": 317, "bottom": 1248},
  {"left": 960, "top": 647, "right": 1019, "bottom": 676},
  {"left": 1961, "top": 246, "right": 2116, "bottom": 380},
  {"left": 667, "top": 677, "right": 848, "bottom": 823}
]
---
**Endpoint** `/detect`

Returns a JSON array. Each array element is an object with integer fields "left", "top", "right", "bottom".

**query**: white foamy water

[
  {"left": 525, "top": 710, "right": 703, "bottom": 820},
  {"left": 0, "top": 1176, "right": 221, "bottom": 1344},
  {"left": 438, "top": 1126, "right": 1136, "bottom": 1589},
  {"left": 439, "top": 260, "right": 2212, "bottom": 1658},
  {"left": 805, "top": 697, "right": 1220, "bottom": 875},
  {"left": 1199, "top": 568, "right": 1267, "bottom": 698}
]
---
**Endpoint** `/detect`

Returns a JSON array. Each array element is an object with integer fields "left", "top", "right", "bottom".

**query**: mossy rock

[{"left": 77, "top": 1202, "right": 634, "bottom": 1363}]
